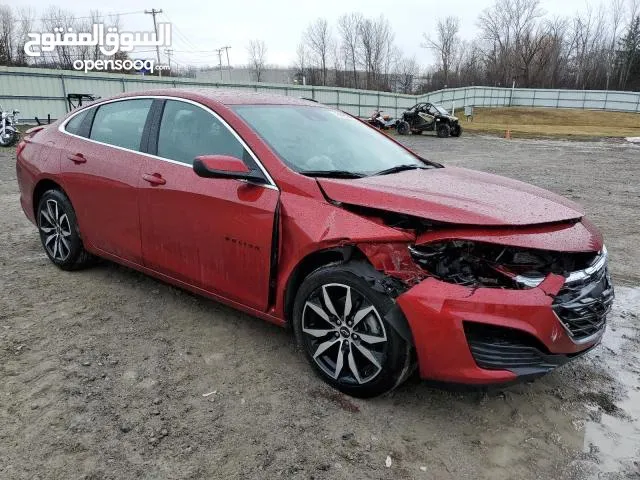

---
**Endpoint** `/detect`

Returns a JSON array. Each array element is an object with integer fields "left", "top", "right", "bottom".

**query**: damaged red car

[{"left": 16, "top": 90, "right": 614, "bottom": 398}]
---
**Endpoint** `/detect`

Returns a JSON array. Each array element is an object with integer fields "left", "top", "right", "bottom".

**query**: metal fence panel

[{"left": 1, "top": 66, "right": 639, "bottom": 121}]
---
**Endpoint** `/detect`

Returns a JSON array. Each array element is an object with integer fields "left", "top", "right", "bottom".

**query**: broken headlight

[{"left": 408, "top": 241, "right": 602, "bottom": 289}]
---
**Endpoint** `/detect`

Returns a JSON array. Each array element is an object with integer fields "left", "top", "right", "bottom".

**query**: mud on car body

[{"left": 16, "top": 90, "right": 612, "bottom": 398}]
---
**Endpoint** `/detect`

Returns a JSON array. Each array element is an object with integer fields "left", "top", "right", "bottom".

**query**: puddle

[{"left": 582, "top": 286, "right": 640, "bottom": 477}]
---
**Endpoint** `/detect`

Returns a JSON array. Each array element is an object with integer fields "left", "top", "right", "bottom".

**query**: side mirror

[{"left": 193, "top": 155, "right": 266, "bottom": 184}]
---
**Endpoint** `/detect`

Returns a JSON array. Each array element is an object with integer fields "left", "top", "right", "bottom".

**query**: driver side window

[{"left": 157, "top": 100, "right": 250, "bottom": 166}]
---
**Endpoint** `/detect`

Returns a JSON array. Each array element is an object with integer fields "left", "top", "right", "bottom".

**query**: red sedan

[{"left": 16, "top": 90, "right": 614, "bottom": 397}]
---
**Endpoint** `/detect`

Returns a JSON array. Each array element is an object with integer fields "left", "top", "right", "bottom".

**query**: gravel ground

[{"left": 0, "top": 134, "right": 639, "bottom": 480}]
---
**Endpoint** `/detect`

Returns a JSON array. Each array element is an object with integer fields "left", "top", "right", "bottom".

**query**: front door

[{"left": 138, "top": 99, "right": 278, "bottom": 311}]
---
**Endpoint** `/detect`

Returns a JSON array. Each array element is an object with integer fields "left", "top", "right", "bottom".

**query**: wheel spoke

[
  {"left": 40, "top": 210, "right": 54, "bottom": 227},
  {"left": 348, "top": 348, "right": 362, "bottom": 384},
  {"left": 333, "top": 347, "right": 345, "bottom": 379},
  {"left": 302, "top": 326, "right": 336, "bottom": 338},
  {"left": 354, "top": 342, "right": 381, "bottom": 370},
  {"left": 358, "top": 333, "right": 387, "bottom": 345},
  {"left": 44, "top": 233, "right": 57, "bottom": 247},
  {"left": 59, "top": 235, "right": 70, "bottom": 254},
  {"left": 313, "top": 338, "right": 340, "bottom": 359},
  {"left": 352, "top": 306, "right": 375, "bottom": 328},
  {"left": 343, "top": 286, "right": 352, "bottom": 320},
  {"left": 40, "top": 225, "right": 55, "bottom": 234},
  {"left": 322, "top": 285, "right": 340, "bottom": 318},
  {"left": 46, "top": 200, "right": 57, "bottom": 224},
  {"left": 305, "top": 301, "right": 337, "bottom": 328},
  {"left": 59, "top": 214, "right": 71, "bottom": 236},
  {"left": 52, "top": 236, "right": 59, "bottom": 259}
]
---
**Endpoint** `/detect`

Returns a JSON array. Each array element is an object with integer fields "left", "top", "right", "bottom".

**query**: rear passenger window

[
  {"left": 65, "top": 109, "right": 89, "bottom": 136},
  {"left": 157, "top": 100, "right": 247, "bottom": 165},
  {"left": 90, "top": 99, "right": 152, "bottom": 151}
]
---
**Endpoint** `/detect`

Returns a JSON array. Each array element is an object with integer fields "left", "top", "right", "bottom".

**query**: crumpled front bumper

[{"left": 396, "top": 274, "right": 605, "bottom": 384}]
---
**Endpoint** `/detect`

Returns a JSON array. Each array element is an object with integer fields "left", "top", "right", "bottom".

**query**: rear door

[
  {"left": 59, "top": 98, "right": 153, "bottom": 264},
  {"left": 138, "top": 99, "right": 279, "bottom": 311}
]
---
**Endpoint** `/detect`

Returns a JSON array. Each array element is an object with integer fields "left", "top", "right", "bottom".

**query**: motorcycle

[
  {"left": 0, "top": 105, "right": 20, "bottom": 147},
  {"left": 367, "top": 110, "right": 397, "bottom": 130}
]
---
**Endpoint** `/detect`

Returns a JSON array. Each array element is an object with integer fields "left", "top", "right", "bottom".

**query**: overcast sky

[{"left": 23, "top": 0, "right": 603, "bottom": 68}]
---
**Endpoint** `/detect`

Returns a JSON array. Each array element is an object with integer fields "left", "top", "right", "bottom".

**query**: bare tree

[
  {"left": 0, "top": 5, "right": 15, "bottom": 65},
  {"left": 422, "top": 16, "right": 460, "bottom": 87},
  {"left": 247, "top": 39, "right": 267, "bottom": 82},
  {"left": 338, "top": 12, "right": 363, "bottom": 88},
  {"left": 305, "top": 18, "right": 332, "bottom": 85},
  {"left": 359, "top": 15, "right": 394, "bottom": 90},
  {"left": 395, "top": 56, "right": 419, "bottom": 93}
]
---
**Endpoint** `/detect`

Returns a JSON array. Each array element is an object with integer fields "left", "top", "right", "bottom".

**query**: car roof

[{"left": 109, "top": 88, "right": 322, "bottom": 107}]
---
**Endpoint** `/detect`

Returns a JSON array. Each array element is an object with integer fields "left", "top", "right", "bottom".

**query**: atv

[
  {"left": 396, "top": 102, "right": 462, "bottom": 138},
  {"left": 367, "top": 109, "right": 397, "bottom": 130}
]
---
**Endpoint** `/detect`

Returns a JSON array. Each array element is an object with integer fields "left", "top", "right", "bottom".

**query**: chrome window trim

[{"left": 58, "top": 95, "right": 279, "bottom": 191}]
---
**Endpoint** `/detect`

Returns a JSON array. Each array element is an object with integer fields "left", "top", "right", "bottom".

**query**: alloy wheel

[
  {"left": 301, "top": 283, "right": 388, "bottom": 385},
  {"left": 39, "top": 199, "right": 72, "bottom": 261}
]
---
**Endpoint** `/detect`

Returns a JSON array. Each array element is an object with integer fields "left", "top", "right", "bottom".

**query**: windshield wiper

[
  {"left": 373, "top": 164, "right": 427, "bottom": 176},
  {"left": 299, "top": 170, "right": 365, "bottom": 179}
]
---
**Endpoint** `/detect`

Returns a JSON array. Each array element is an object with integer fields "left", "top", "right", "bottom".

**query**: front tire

[
  {"left": 451, "top": 124, "right": 463, "bottom": 137},
  {"left": 37, "top": 189, "right": 94, "bottom": 270},
  {"left": 293, "top": 263, "right": 413, "bottom": 398}
]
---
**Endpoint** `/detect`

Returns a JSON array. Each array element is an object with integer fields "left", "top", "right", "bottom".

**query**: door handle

[
  {"left": 142, "top": 173, "right": 166, "bottom": 186},
  {"left": 67, "top": 153, "right": 86, "bottom": 164}
]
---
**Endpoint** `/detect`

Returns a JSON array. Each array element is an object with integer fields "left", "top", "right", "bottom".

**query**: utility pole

[
  {"left": 144, "top": 8, "right": 163, "bottom": 65},
  {"left": 164, "top": 48, "right": 173, "bottom": 75},
  {"left": 214, "top": 48, "right": 224, "bottom": 82},
  {"left": 221, "top": 46, "right": 231, "bottom": 81}
]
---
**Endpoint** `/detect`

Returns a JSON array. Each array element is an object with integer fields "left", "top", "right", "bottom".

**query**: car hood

[{"left": 317, "top": 167, "right": 584, "bottom": 226}]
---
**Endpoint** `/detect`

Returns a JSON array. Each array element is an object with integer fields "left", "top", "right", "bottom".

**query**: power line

[{"left": 16, "top": 10, "right": 146, "bottom": 24}]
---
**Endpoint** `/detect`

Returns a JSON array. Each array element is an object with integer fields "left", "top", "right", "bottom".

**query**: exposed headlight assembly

[{"left": 408, "top": 241, "right": 605, "bottom": 289}]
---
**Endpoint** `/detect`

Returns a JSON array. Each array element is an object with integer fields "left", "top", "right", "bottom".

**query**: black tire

[
  {"left": 0, "top": 129, "right": 18, "bottom": 147},
  {"left": 451, "top": 124, "right": 463, "bottom": 137},
  {"left": 437, "top": 123, "right": 451, "bottom": 138},
  {"left": 293, "top": 262, "right": 413, "bottom": 398},
  {"left": 37, "top": 189, "right": 94, "bottom": 271},
  {"left": 396, "top": 120, "right": 410, "bottom": 135}
]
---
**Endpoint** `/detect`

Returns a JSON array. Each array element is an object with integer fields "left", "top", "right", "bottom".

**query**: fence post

[
  {"left": 358, "top": 92, "right": 361, "bottom": 117},
  {"left": 121, "top": 78, "right": 126, "bottom": 93},
  {"left": 337, "top": 90, "right": 340, "bottom": 110},
  {"left": 395, "top": 95, "right": 398, "bottom": 118},
  {"left": 556, "top": 90, "right": 560, "bottom": 108},
  {"left": 532, "top": 89, "right": 536, "bottom": 107},
  {"left": 604, "top": 90, "right": 609, "bottom": 111},
  {"left": 60, "top": 74, "right": 68, "bottom": 113},
  {"left": 312, "top": 86, "right": 316, "bottom": 101}
]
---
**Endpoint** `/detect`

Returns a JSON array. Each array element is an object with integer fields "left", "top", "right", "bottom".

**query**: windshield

[
  {"left": 233, "top": 105, "right": 432, "bottom": 176},
  {"left": 434, "top": 105, "right": 450, "bottom": 115}
]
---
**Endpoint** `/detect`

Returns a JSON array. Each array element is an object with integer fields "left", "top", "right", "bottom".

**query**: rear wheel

[
  {"left": 0, "top": 128, "right": 18, "bottom": 147},
  {"left": 37, "top": 189, "right": 94, "bottom": 270},
  {"left": 437, "top": 123, "right": 451, "bottom": 138},
  {"left": 293, "top": 263, "right": 413, "bottom": 398},
  {"left": 396, "top": 121, "right": 410, "bottom": 135}
]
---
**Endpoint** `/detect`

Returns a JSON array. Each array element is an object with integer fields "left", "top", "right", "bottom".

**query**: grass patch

[{"left": 455, "top": 107, "right": 640, "bottom": 139}]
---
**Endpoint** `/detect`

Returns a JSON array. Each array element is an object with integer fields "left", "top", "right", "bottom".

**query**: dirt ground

[{"left": 1, "top": 135, "right": 639, "bottom": 480}]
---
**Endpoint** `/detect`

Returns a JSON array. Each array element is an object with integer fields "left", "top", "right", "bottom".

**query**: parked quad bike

[
  {"left": 0, "top": 106, "right": 20, "bottom": 147},
  {"left": 367, "top": 110, "right": 398, "bottom": 130},
  {"left": 397, "top": 102, "right": 462, "bottom": 138}
]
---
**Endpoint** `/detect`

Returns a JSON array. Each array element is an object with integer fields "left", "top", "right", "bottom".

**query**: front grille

[
  {"left": 464, "top": 322, "right": 562, "bottom": 373},
  {"left": 552, "top": 264, "right": 614, "bottom": 341}
]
